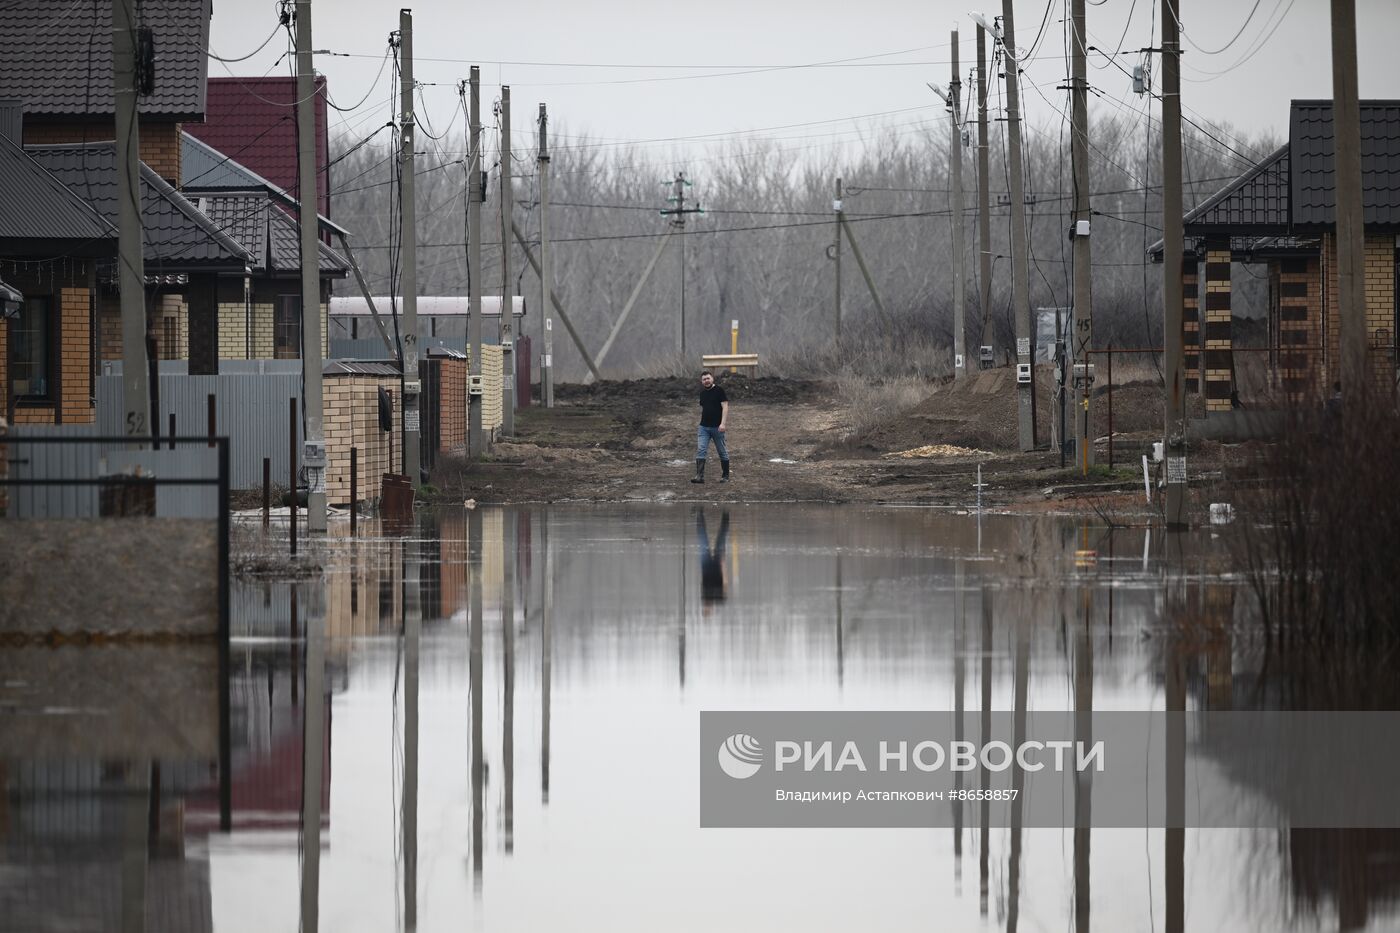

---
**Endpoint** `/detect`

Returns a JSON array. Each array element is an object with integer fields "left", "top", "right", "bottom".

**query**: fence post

[
  {"left": 289, "top": 397, "right": 298, "bottom": 557},
  {"left": 168, "top": 413, "right": 176, "bottom": 451},
  {"left": 350, "top": 446, "right": 358, "bottom": 536},
  {"left": 207, "top": 393, "right": 216, "bottom": 449},
  {"left": 262, "top": 457, "right": 271, "bottom": 528}
]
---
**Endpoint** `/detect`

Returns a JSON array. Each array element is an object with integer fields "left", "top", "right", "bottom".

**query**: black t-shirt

[{"left": 699, "top": 384, "right": 728, "bottom": 427}]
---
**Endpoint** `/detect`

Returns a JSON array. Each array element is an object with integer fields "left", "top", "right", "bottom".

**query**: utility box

[
  {"left": 468, "top": 374, "right": 485, "bottom": 396},
  {"left": 1072, "top": 362, "right": 1095, "bottom": 387},
  {"left": 1016, "top": 363, "right": 1032, "bottom": 384},
  {"left": 979, "top": 345, "right": 995, "bottom": 369}
]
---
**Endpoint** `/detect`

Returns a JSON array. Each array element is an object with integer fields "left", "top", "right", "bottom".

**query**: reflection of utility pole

[
  {"left": 1006, "top": 611, "right": 1029, "bottom": 933},
  {"left": 468, "top": 508, "right": 484, "bottom": 884},
  {"left": 402, "top": 536, "right": 421, "bottom": 928},
  {"left": 540, "top": 510, "right": 552, "bottom": 801},
  {"left": 952, "top": 559, "right": 965, "bottom": 865},
  {"left": 660, "top": 173, "right": 703, "bottom": 358},
  {"left": 1161, "top": 0, "right": 1187, "bottom": 528},
  {"left": 299, "top": 584, "right": 326, "bottom": 932},
  {"left": 502, "top": 509, "right": 515, "bottom": 853},
  {"left": 978, "top": 583, "right": 992, "bottom": 917},
  {"left": 1073, "top": 574, "right": 1093, "bottom": 933}
]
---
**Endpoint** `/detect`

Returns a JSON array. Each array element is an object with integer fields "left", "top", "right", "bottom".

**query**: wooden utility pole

[
  {"left": 296, "top": 0, "right": 327, "bottom": 531},
  {"left": 1161, "top": 0, "right": 1187, "bottom": 529},
  {"left": 975, "top": 24, "right": 993, "bottom": 360},
  {"left": 114, "top": 0, "right": 149, "bottom": 441},
  {"left": 834, "top": 177, "right": 843, "bottom": 341},
  {"left": 538, "top": 104, "right": 554, "bottom": 407},
  {"left": 1331, "top": 0, "right": 1368, "bottom": 395},
  {"left": 499, "top": 86, "right": 515, "bottom": 435},
  {"left": 1000, "top": 1, "right": 1037, "bottom": 450},
  {"left": 949, "top": 31, "right": 968, "bottom": 380},
  {"left": 467, "top": 67, "right": 484, "bottom": 455},
  {"left": 1070, "top": 0, "right": 1095, "bottom": 469},
  {"left": 397, "top": 9, "right": 420, "bottom": 484}
]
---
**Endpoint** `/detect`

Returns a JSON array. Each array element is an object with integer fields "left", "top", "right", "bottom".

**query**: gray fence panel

[
  {"left": 98, "top": 374, "right": 303, "bottom": 490},
  {"left": 9, "top": 426, "right": 100, "bottom": 518}
]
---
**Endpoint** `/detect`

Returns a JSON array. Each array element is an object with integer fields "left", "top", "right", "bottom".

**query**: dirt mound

[
  {"left": 829, "top": 367, "right": 1166, "bottom": 455},
  {"left": 555, "top": 373, "right": 827, "bottom": 405}
]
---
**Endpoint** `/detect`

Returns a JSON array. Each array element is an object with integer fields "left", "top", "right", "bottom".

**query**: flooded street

[{"left": 6, "top": 504, "right": 1398, "bottom": 932}]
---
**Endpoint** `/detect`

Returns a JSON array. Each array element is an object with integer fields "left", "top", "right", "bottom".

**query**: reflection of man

[{"left": 696, "top": 509, "right": 730, "bottom": 605}]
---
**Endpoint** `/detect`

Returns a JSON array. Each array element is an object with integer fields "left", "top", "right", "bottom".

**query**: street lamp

[{"left": 968, "top": 10, "right": 1002, "bottom": 40}]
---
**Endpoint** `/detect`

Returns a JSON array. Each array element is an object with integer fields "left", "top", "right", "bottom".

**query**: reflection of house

[{"left": 1151, "top": 100, "right": 1399, "bottom": 408}]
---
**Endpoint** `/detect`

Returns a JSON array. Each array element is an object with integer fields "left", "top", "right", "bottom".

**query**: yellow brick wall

[
  {"left": 473, "top": 344, "right": 505, "bottom": 433},
  {"left": 59, "top": 287, "right": 94, "bottom": 424},
  {"left": 217, "top": 301, "right": 248, "bottom": 359},
  {"left": 323, "top": 374, "right": 402, "bottom": 505},
  {"left": 1322, "top": 233, "right": 1396, "bottom": 388},
  {"left": 1203, "top": 249, "right": 1232, "bottom": 413},
  {"left": 251, "top": 302, "right": 275, "bottom": 359}
]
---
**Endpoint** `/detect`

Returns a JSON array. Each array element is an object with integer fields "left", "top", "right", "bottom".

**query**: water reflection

[{"left": 4, "top": 506, "right": 1400, "bottom": 931}]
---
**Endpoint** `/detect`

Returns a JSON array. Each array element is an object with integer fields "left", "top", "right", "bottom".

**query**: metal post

[
  {"left": 834, "top": 177, "right": 843, "bottom": 341},
  {"left": 538, "top": 104, "right": 554, "bottom": 407},
  {"left": 262, "top": 456, "right": 271, "bottom": 527},
  {"left": 1000, "top": 0, "right": 1038, "bottom": 450},
  {"left": 349, "top": 446, "right": 358, "bottom": 535},
  {"left": 468, "top": 67, "right": 484, "bottom": 451},
  {"left": 1161, "top": 0, "right": 1188, "bottom": 528},
  {"left": 1331, "top": 0, "right": 1368, "bottom": 394},
  {"left": 114, "top": 0, "right": 149, "bottom": 444},
  {"left": 976, "top": 26, "right": 993, "bottom": 352},
  {"left": 295, "top": 0, "right": 327, "bottom": 532},
  {"left": 950, "top": 29, "right": 968, "bottom": 380},
  {"left": 289, "top": 397, "right": 298, "bottom": 556},
  {"left": 167, "top": 413, "right": 175, "bottom": 451},
  {"left": 216, "top": 437, "right": 231, "bottom": 833},
  {"left": 499, "top": 85, "right": 516, "bottom": 435},
  {"left": 398, "top": 9, "right": 421, "bottom": 481},
  {"left": 1071, "top": 0, "right": 1095, "bottom": 470},
  {"left": 207, "top": 392, "right": 216, "bottom": 449}
]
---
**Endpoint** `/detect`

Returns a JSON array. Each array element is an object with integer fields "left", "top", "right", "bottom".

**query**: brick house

[{"left": 1153, "top": 100, "right": 1400, "bottom": 409}]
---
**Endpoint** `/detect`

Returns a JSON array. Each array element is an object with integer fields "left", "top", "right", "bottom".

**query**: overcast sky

[{"left": 208, "top": 0, "right": 1399, "bottom": 175}]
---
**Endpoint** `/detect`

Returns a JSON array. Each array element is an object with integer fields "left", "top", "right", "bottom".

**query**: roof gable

[
  {"left": 1183, "top": 144, "right": 1290, "bottom": 235},
  {"left": 0, "top": 137, "right": 115, "bottom": 252},
  {"left": 0, "top": 0, "right": 211, "bottom": 121},
  {"left": 182, "top": 131, "right": 351, "bottom": 237},
  {"left": 1290, "top": 100, "right": 1400, "bottom": 229}
]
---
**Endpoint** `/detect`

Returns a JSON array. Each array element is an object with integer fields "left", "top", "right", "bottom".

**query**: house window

[
  {"left": 9, "top": 297, "right": 53, "bottom": 400},
  {"left": 274, "top": 295, "right": 301, "bottom": 359}
]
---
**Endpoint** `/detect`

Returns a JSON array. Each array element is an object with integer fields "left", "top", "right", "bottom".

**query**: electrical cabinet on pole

[
  {"left": 1161, "top": 0, "right": 1188, "bottom": 529},
  {"left": 498, "top": 86, "right": 515, "bottom": 435},
  {"left": 998, "top": 0, "right": 1038, "bottom": 450},
  {"left": 1070, "top": 0, "right": 1095, "bottom": 469},
  {"left": 467, "top": 66, "right": 484, "bottom": 456},
  {"left": 114, "top": 0, "right": 149, "bottom": 443},
  {"left": 296, "top": 0, "right": 327, "bottom": 532},
  {"left": 538, "top": 103, "right": 554, "bottom": 408},
  {"left": 398, "top": 9, "right": 421, "bottom": 484}
]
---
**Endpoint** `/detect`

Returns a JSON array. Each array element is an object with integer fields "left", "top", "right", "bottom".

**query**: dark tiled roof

[
  {"left": 181, "top": 132, "right": 351, "bottom": 237},
  {"left": 197, "top": 194, "right": 271, "bottom": 271},
  {"left": 268, "top": 205, "right": 348, "bottom": 277},
  {"left": 1290, "top": 100, "right": 1400, "bottom": 229},
  {"left": 1182, "top": 144, "right": 1291, "bottom": 234},
  {"left": 184, "top": 77, "right": 331, "bottom": 222},
  {"left": 26, "top": 144, "right": 250, "bottom": 271},
  {"left": 0, "top": 0, "right": 211, "bottom": 121},
  {"left": 0, "top": 137, "right": 115, "bottom": 253}
]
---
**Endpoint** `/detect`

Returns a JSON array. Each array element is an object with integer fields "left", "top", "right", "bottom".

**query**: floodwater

[{"left": 4, "top": 504, "right": 1398, "bottom": 932}]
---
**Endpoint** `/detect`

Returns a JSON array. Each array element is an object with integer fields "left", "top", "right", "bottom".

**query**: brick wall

[
  {"left": 251, "top": 302, "right": 275, "bottom": 358},
  {"left": 1276, "top": 257, "right": 1322, "bottom": 400},
  {"left": 59, "top": 287, "right": 93, "bottom": 424},
  {"left": 439, "top": 357, "right": 466, "bottom": 450},
  {"left": 1182, "top": 258, "right": 1200, "bottom": 394},
  {"left": 1202, "top": 249, "right": 1233, "bottom": 413},
  {"left": 474, "top": 345, "right": 505, "bottom": 432},
  {"left": 323, "top": 374, "right": 401, "bottom": 506},
  {"left": 0, "top": 264, "right": 93, "bottom": 425},
  {"left": 217, "top": 302, "right": 248, "bottom": 359},
  {"left": 1322, "top": 233, "right": 1396, "bottom": 388},
  {"left": 22, "top": 121, "right": 182, "bottom": 186}
]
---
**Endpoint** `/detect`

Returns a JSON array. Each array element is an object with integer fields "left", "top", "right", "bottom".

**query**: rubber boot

[
  {"left": 690, "top": 458, "right": 705, "bottom": 484},
  {"left": 720, "top": 459, "right": 731, "bottom": 483}
]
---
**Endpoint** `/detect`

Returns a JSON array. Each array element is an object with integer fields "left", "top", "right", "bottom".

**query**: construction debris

[{"left": 883, "top": 444, "right": 994, "bottom": 460}]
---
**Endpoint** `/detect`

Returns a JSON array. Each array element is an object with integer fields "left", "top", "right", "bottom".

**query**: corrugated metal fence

[{"left": 97, "top": 373, "right": 303, "bottom": 490}]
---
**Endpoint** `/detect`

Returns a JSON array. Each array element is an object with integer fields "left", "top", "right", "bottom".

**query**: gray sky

[{"left": 209, "top": 0, "right": 1399, "bottom": 173}]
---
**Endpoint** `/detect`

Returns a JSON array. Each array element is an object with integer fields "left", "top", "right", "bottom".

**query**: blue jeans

[{"left": 696, "top": 425, "right": 729, "bottom": 461}]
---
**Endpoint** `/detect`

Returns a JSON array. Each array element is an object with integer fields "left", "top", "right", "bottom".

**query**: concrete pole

[
  {"left": 296, "top": 0, "right": 327, "bottom": 531},
  {"left": 113, "top": 0, "right": 149, "bottom": 441},
  {"left": 398, "top": 10, "right": 421, "bottom": 481},
  {"left": 672, "top": 173, "right": 686, "bottom": 357},
  {"left": 950, "top": 30, "right": 968, "bottom": 380},
  {"left": 1161, "top": 0, "right": 1188, "bottom": 529},
  {"left": 467, "top": 67, "right": 484, "bottom": 454},
  {"left": 499, "top": 86, "right": 515, "bottom": 435},
  {"left": 1000, "top": 0, "right": 1038, "bottom": 450},
  {"left": 1331, "top": 0, "right": 1368, "bottom": 395},
  {"left": 834, "top": 177, "right": 843, "bottom": 341},
  {"left": 538, "top": 104, "right": 554, "bottom": 407},
  {"left": 976, "top": 26, "right": 993, "bottom": 357},
  {"left": 1071, "top": 0, "right": 1095, "bottom": 469}
]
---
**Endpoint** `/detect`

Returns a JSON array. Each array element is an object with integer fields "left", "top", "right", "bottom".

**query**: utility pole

[
  {"left": 1331, "top": 0, "right": 1367, "bottom": 395},
  {"left": 1161, "top": 0, "right": 1188, "bottom": 529},
  {"left": 660, "top": 172, "right": 702, "bottom": 358},
  {"left": 975, "top": 23, "right": 993, "bottom": 361},
  {"left": 397, "top": 9, "right": 421, "bottom": 485},
  {"left": 296, "top": 0, "right": 327, "bottom": 532},
  {"left": 537, "top": 103, "right": 554, "bottom": 407},
  {"left": 498, "top": 85, "right": 515, "bottom": 436},
  {"left": 114, "top": 0, "right": 149, "bottom": 442},
  {"left": 936, "top": 29, "right": 968, "bottom": 381},
  {"left": 1070, "top": 0, "right": 1095, "bottom": 470},
  {"left": 467, "top": 66, "right": 484, "bottom": 455},
  {"left": 834, "top": 177, "right": 843, "bottom": 341},
  {"left": 999, "top": 1, "right": 1037, "bottom": 450}
]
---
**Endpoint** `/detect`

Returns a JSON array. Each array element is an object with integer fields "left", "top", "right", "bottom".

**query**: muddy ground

[{"left": 425, "top": 370, "right": 1245, "bottom": 517}]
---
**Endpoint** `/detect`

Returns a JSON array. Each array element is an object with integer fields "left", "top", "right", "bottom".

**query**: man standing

[{"left": 692, "top": 370, "right": 730, "bottom": 484}]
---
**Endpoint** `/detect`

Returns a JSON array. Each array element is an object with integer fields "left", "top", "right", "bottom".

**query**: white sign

[
  {"left": 544, "top": 353, "right": 553, "bottom": 367},
  {"left": 1016, "top": 337, "right": 1031, "bottom": 358},
  {"left": 308, "top": 468, "right": 325, "bottom": 495},
  {"left": 1167, "top": 456, "right": 1187, "bottom": 484},
  {"left": 404, "top": 409, "right": 420, "bottom": 433},
  {"left": 545, "top": 318, "right": 553, "bottom": 331},
  {"left": 955, "top": 354, "right": 965, "bottom": 368},
  {"left": 731, "top": 319, "right": 739, "bottom": 330}
]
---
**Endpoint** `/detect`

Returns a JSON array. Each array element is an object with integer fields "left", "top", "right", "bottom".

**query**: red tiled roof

[{"left": 184, "top": 77, "right": 330, "bottom": 223}]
